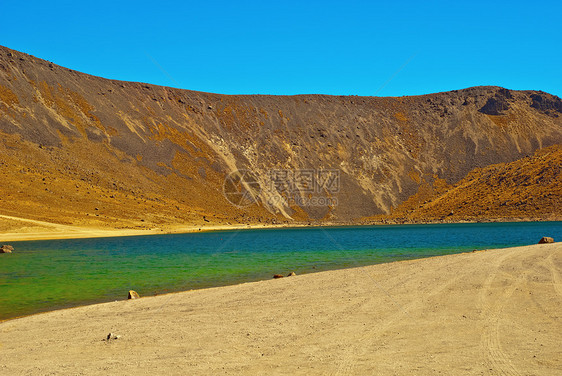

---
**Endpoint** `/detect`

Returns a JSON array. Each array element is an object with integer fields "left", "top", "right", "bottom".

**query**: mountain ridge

[
  {"left": 1, "top": 44, "right": 544, "bottom": 98},
  {"left": 1, "top": 44, "right": 561, "bottom": 231}
]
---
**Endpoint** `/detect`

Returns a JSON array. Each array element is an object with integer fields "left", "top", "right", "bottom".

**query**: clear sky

[{"left": 2, "top": 1, "right": 561, "bottom": 97}]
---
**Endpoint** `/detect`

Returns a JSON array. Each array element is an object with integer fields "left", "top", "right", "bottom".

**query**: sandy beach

[{"left": 0, "top": 242, "right": 560, "bottom": 375}]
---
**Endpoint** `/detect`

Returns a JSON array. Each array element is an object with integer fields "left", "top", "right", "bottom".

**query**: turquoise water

[{"left": 1, "top": 222, "right": 561, "bottom": 320}]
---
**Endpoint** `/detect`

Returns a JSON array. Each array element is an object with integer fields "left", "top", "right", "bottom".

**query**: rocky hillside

[
  {"left": 0, "top": 45, "right": 561, "bottom": 229},
  {"left": 365, "top": 144, "right": 562, "bottom": 223}
]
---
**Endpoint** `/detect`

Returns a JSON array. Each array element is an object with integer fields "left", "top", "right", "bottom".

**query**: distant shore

[
  {"left": 0, "top": 213, "right": 300, "bottom": 242},
  {"left": 1, "top": 213, "right": 559, "bottom": 242},
  {"left": 0, "top": 242, "right": 559, "bottom": 375}
]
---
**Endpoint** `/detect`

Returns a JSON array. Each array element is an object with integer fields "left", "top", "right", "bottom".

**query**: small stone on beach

[
  {"left": 287, "top": 272, "right": 296, "bottom": 276},
  {"left": 538, "top": 237, "right": 554, "bottom": 244},
  {"left": 128, "top": 290, "right": 140, "bottom": 299},
  {"left": 273, "top": 274, "right": 284, "bottom": 279},
  {"left": 105, "top": 333, "right": 121, "bottom": 341},
  {"left": 0, "top": 245, "right": 14, "bottom": 253}
]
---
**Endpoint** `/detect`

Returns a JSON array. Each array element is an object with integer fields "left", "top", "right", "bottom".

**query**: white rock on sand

[{"left": 0, "top": 243, "right": 560, "bottom": 375}]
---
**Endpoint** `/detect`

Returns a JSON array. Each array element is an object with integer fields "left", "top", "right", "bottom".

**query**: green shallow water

[{"left": 1, "top": 221, "right": 561, "bottom": 320}]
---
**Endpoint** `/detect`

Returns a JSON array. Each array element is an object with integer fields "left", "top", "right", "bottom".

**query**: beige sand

[
  {"left": 0, "top": 243, "right": 560, "bottom": 375},
  {"left": 0, "top": 214, "right": 291, "bottom": 242}
]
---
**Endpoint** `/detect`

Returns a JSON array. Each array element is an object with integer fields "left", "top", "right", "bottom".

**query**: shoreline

[
  {"left": 0, "top": 213, "right": 302, "bottom": 242},
  {"left": 1, "top": 242, "right": 560, "bottom": 375},
  {"left": 0, "top": 246, "right": 497, "bottom": 324},
  {"left": 1, "top": 213, "right": 560, "bottom": 242}
]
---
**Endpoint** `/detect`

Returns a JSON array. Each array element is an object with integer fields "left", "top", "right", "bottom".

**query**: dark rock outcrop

[
  {"left": 479, "top": 88, "right": 513, "bottom": 115},
  {"left": 530, "top": 93, "right": 562, "bottom": 115}
]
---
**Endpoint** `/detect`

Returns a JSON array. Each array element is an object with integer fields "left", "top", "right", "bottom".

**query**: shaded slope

[{"left": 1, "top": 45, "right": 561, "bottom": 228}]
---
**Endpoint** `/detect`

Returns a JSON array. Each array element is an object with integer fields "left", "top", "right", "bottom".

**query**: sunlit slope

[
  {"left": 369, "top": 145, "right": 562, "bottom": 223},
  {"left": 1, "top": 45, "right": 561, "bottom": 228}
]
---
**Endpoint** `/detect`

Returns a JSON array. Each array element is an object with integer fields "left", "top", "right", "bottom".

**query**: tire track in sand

[
  {"left": 332, "top": 257, "right": 474, "bottom": 376},
  {"left": 478, "top": 251, "right": 523, "bottom": 376},
  {"left": 546, "top": 251, "right": 562, "bottom": 298}
]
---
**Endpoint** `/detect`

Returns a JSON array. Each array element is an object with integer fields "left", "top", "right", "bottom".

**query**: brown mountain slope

[
  {"left": 364, "top": 145, "right": 562, "bottom": 223},
  {"left": 1, "top": 45, "right": 561, "bottom": 230}
]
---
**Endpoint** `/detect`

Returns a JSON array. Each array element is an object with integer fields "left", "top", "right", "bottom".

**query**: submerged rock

[
  {"left": 128, "top": 290, "right": 140, "bottom": 299},
  {"left": 0, "top": 245, "right": 14, "bottom": 253},
  {"left": 538, "top": 237, "right": 554, "bottom": 244}
]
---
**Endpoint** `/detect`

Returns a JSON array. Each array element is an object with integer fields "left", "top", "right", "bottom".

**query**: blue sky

[{"left": 2, "top": 1, "right": 561, "bottom": 97}]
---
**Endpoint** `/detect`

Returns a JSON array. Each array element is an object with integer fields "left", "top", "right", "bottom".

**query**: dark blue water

[{"left": 1, "top": 221, "right": 560, "bottom": 320}]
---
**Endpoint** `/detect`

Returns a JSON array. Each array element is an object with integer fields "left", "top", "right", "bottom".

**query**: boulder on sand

[
  {"left": 0, "top": 245, "right": 14, "bottom": 253},
  {"left": 128, "top": 290, "right": 140, "bottom": 299},
  {"left": 273, "top": 274, "right": 284, "bottom": 279},
  {"left": 538, "top": 237, "right": 554, "bottom": 244},
  {"left": 287, "top": 272, "right": 296, "bottom": 276}
]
